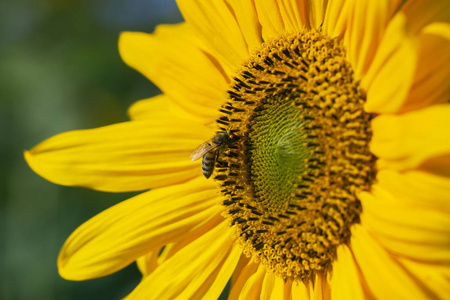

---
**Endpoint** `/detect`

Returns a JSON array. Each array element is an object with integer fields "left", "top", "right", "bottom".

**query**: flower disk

[{"left": 214, "top": 29, "right": 377, "bottom": 281}]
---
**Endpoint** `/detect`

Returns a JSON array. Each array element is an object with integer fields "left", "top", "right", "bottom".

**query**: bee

[{"left": 190, "top": 132, "right": 233, "bottom": 179}]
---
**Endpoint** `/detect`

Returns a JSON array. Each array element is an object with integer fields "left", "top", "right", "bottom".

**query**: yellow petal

[
  {"left": 359, "top": 184, "right": 450, "bottom": 263},
  {"left": 228, "top": 260, "right": 259, "bottom": 299},
  {"left": 176, "top": 0, "right": 260, "bottom": 74},
  {"left": 277, "top": 0, "right": 309, "bottom": 31},
  {"left": 136, "top": 250, "right": 159, "bottom": 276},
  {"left": 402, "top": 0, "right": 450, "bottom": 34},
  {"left": 239, "top": 264, "right": 266, "bottom": 299},
  {"left": 57, "top": 178, "right": 221, "bottom": 280},
  {"left": 231, "top": 255, "right": 252, "bottom": 286},
  {"left": 322, "top": 0, "right": 351, "bottom": 39},
  {"left": 363, "top": 0, "right": 450, "bottom": 113},
  {"left": 25, "top": 119, "right": 213, "bottom": 192},
  {"left": 281, "top": 279, "right": 293, "bottom": 300},
  {"left": 377, "top": 169, "right": 450, "bottom": 212},
  {"left": 260, "top": 271, "right": 275, "bottom": 299},
  {"left": 312, "top": 272, "right": 331, "bottom": 300},
  {"left": 223, "top": 0, "right": 262, "bottom": 52},
  {"left": 351, "top": 225, "right": 430, "bottom": 299},
  {"left": 420, "top": 153, "right": 450, "bottom": 177},
  {"left": 119, "top": 24, "right": 227, "bottom": 123},
  {"left": 254, "top": 0, "right": 286, "bottom": 41},
  {"left": 156, "top": 243, "right": 175, "bottom": 266},
  {"left": 362, "top": 12, "right": 418, "bottom": 113},
  {"left": 370, "top": 104, "right": 450, "bottom": 171},
  {"left": 331, "top": 245, "right": 371, "bottom": 300},
  {"left": 260, "top": 272, "right": 286, "bottom": 299},
  {"left": 152, "top": 206, "right": 226, "bottom": 265},
  {"left": 253, "top": 0, "right": 327, "bottom": 39},
  {"left": 291, "top": 280, "right": 310, "bottom": 300},
  {"left": 278, "top": 0, "right": 308, "bottom": 32},
  {"left": 398, "top": 257, "right": 450, "bottom": 299},
  {"left": 343, "top": 0, "right": 403, "bottom": 79},
  {"left": 306, "top": 0, "right": 328, "bottom": 30},
  {"left": 127, "top": 94, "right": 212, "bottom": 125},
  {"left": 127, "top": 95, "right": 169, "bottom": 121},
  {"left": 201, "top": 243, "right": 243, "bottom": 299},
  {"left": 401, "top": 22, "right": 450, "bottom": 112},
  {"left": 126, "top": 221, "right": 237, "bottom": 299}
]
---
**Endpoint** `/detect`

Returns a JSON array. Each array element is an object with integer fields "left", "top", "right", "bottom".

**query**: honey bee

[{"left": 190, "top": 132, "right": 233, "bottom": 179}]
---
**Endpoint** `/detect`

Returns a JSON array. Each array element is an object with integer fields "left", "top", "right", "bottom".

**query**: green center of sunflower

[
  {"left": 213, "top": 29, "right": 376, "bottom": 281},
  {"left": 248, "top": 95, "right": 316, "bottom": 213}
]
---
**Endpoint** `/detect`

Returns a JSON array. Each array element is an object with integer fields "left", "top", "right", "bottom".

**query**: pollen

[{"left": 213, "top": 29, "right": 376, "bottom": 281}]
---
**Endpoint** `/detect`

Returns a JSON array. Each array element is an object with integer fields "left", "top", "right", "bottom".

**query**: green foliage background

[{"left": 0, "top": 1, "right": 183, "bottom": 299}]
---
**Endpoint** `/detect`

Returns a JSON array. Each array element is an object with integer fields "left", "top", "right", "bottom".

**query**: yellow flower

[{"left": 25, "top": 0, "right": 450, "bottom": 299}]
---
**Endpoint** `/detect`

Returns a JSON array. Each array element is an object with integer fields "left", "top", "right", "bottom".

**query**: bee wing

[{"left": 190, "top": 140, "right": 219, "bottom": 161}]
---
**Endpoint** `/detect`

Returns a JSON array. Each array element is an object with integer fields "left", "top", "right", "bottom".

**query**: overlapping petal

[
  {"left": 25, "top": 118, "right": 213, "bottom": 192},
  {"left": 254, "top": 0, "right": 286, "bottom": 40},
  {"left": 127, "top": 95, "right": 168, "bottom": 121},
  {"left": 119, "top": 23, "right": 228, "bottom": 123},
  {"left": 362, "top": 0, "right": 450, "bottom": 113},
  {"left": 351, "top": 225, "right": 432, "bottom": 299},
  {"left": 260, "top": 272, "right": 286, "bottom": 299},
  {"left": 402, "top": 0, "right": 450, "bottom": 34},
  {"left": 254, "top": 0, "right": 327, "bottom": 40},
  {"left": 260, "top": 0, "right": 323, "bottom": 35},
  {"left": 420, "top": 154, "right": 450, "bottom": 177},
  {"left": 238, "top": 264, "right": 266, "bottom": 299},
  {"left": 377, "top": 169, "right": 450, "bottom": 211},
  {"left": 322, "top": 0, "right": 351, "bottom": 39},
  {"left": 323, "top": 0, "right": 403, "bottom": 79},
  {"left": 342, "top": 0, "right": 403, "bottom": 79},
  {"left": 331, "top": 245, "right": 369, "bottom": 300},
  {"left": 230, "top": 255, "right": 252, "bottom": 286},
  {"left": 398, "top": 257, "right": 450, "bottom": 299},
  {"left": 201, "top": 243, "right": 243, "bottom": 299},
  {"left": 127, "top": 94, "right": 215, "bottom": 126},
  {"left": 313, "top": 272, "right": 331, "bottom": 300},
  {"left": 401, "top": 23, "right": 450, "bottom": 112},
  {"left": 362, "top": 12, "right": 418, "bottom": 113},
  {"left": 371, "top": 104, "right": 450, "bottom": 171},
  {"left": 58, "top": 178, "right": 221, "bottom": 280},
  {"left": 277, "top": 0, "right": 309, "bottom": 32},
  {"left": 359, "top": 184, "right": 450, "bottom": 263},
  {"left": 291, "top": 280, "right": 310, "bottom": 300},
  {"left": 305, "top": 0, "right": 328, "bottom": 30},
  {"left": 176, "top": 0, "right": 261, "bottom": 75},
  {"left": 281, "top": 279, "right": 293, "bottom": 299},
  {"left": 135, "top": 250, "right": 159, "bottom": 276},
  {"left": 223, "top": 0, "right": 262, "bottom": 52},
  {"left": 126, "top": 221, "right": 240, "bottom": 300},
  {"left": 228, "top": 260, "right": 259, "bottom": 299}
]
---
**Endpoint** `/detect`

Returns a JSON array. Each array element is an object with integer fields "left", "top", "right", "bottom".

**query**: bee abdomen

[{"left": 202, "top": 152, "right": 216, "bottom": 179}]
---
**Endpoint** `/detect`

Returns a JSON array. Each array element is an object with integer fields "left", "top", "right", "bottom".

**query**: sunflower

[{"left": 25, "top": 0, "right": 450, "bottom": 299}]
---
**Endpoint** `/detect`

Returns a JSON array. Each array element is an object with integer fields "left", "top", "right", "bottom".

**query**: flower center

[
  {"left": 248, "top": 95, "right": 317, "bottom": 213},
  {"left": 213, "top": 29, "right": 376, "bottom": 281}
]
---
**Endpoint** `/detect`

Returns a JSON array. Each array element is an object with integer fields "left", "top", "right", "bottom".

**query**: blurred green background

[{"left": 1, "top": 1, "right": 183, "bottom": 299}]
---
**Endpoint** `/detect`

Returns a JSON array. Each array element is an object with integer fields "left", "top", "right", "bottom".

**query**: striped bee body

[
  {"left": 190, "top": 132, "right": 233, "bottom": 179},
  {"left": 201, "top": 149, "right": 217, "bottom": 179}
]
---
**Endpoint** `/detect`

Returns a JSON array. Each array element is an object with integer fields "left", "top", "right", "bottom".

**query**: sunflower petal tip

[
  {"left": 57, "top": 251, "right": 96, "bottom": 282},
  {"left": 57, "top": 254, "right": 77, "bottom": 281},
  {"left": 118, "top": 31, "right": 143, "bottom": 64},
  {"left": 23, "top": 149, "right": 32, "bottom": 160},
  {"left": 57, "top": 265, "right": 84, "bottom": 282},
  {"left": 24, "top": 149, "right": 41, "bottom": 176}
]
